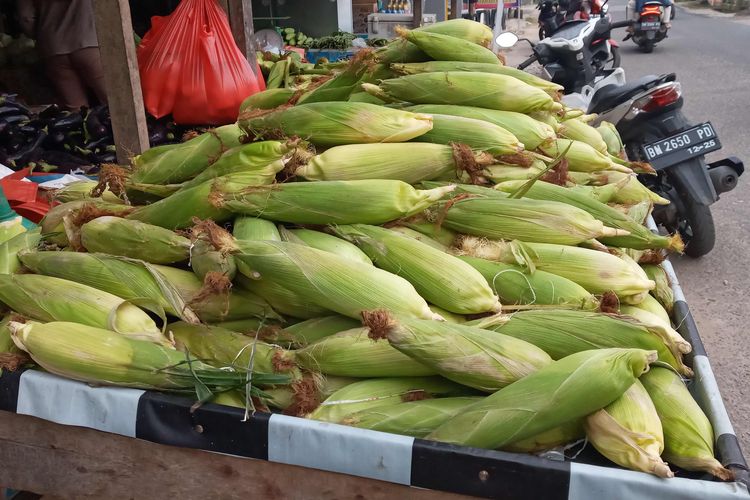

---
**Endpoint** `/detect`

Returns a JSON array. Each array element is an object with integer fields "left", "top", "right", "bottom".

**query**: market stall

[{"left": 0, "top": 13, "right": 747, "bottom": 500}]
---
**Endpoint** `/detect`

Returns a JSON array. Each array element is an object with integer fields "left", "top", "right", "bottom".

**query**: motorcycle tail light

[
  {"left": 641, "top": 6, "right": 662, "bottom": 16},
  {"left": 624, "top": 82, "right": 682, "bottom": 120}
]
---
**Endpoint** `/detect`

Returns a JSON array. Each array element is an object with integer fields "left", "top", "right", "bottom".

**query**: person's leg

[
  {"left": 663, "top": 5, "right": 672, "bottom": 26},
  {"left": 627, "top": 0, "right": 638, "bottom": 20},
  {"left": 45, "top": 54, "right": 90, "bottom": 110},
  {"left": 70, "top": 47, "right": 108, "bottom": 105}
]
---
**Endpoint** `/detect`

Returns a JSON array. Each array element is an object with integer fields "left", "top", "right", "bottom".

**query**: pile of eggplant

[{"left": 0, "top": 94, "right": 182, "bottom": 173}]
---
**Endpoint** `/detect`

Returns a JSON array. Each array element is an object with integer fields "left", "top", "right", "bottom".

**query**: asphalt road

[
  {"left": 504, "top": 4, "right": 750, "bottom": 455},
  {"left": 606, "top": 0, "right": 750, "bottom": 457}
]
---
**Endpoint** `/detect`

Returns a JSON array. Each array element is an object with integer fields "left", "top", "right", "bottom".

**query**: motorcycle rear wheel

[
  {"left": 640, "top": 40, "right": 655, "bottom": 53},
  {"left": 680, "top": 198, "right": 716, "bottom": 257}
]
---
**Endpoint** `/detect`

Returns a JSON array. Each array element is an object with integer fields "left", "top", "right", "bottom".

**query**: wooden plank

[
  {"left": 92, "top": 0, "right": 149, "bottom": 164},
  {"left": 0, "top": 411, "right": 470, "bottom": 499},
  {"left": 413, "top": 0, "right": 424, "bottom": 27},
  {"left": 224, "top": 0, "right": 259, "bottom": 75},
  {"left": 450, "top": 0, "right": 461, "bottom": 19}
]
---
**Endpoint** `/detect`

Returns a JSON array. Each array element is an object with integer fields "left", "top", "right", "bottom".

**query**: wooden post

[
  {"left": 450, "top": 0, "right": 461, "bottom": 19},
  {"left": 412, "top": 0, "right": 424, "bottom": 27},
  {"left": 92, "top": 0, "right": 149, "bottom": 164},
  {"left": 223, "top": 0, "right": 259, "bottom": 74}
]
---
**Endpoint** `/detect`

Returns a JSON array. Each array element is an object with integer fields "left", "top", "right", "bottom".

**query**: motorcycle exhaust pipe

[{"left": 709, "top": 165, "right": 739, "bottom": 194}]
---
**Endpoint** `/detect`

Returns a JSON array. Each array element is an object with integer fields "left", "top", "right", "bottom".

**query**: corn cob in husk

[
  {"left": 239, "top": 88, "right": 296, "bottom": 113},
  {"left": 334, "top": 225, "right": 500, "bottom": 315},
  {"left": 0, "top": 228, "right": 40, "bottom": 274},
  {"left": 598, "top": 121, "right": 625, "bottom": 158},
  {"left": 41, "top": 200, "right": 134, "bottom": 246},
  {"left": 0, "top": 274, "right": 165, "bottom": 345},
  {"left": 472, "top": 309, "right": 691, "bottom": 376},
  {"left": 341, "top": 397, "right": 482, "bottom": 437},
  {"left": 130, "top": 124, "right": 242, "bottom": 185},
  {"left": 294, "top": 327, "right": 436, "bottom": 377},
  {"left": 240, "top": 102, "right": 433, "bottom": 147},
  {"left": 281, "top": 316, "right": 360, "bottom": 346},
  {"left": 585, "top": 380, "right": 673, "bottom": 478},
  {"left": 539, "top": 139, "right": 634, "bottom": 174},
  {"left": 307, "top": 376, "right": 474, "bottom": 422},
  {"left": 494, "top": 180, "right": 683, "bottom": 252},
  {"left": 459, "top": 256, "right": 600, "bottom": 310},
  {"left": 428, "top": 348, "right": 658, "bottom": 449},
  {"left": 52, "top": 180, "right": 123, "bottom": 205},
  {"left": 632, "top": 293, "right": 672, "bottom": 325},
  {"left": 168, "top": 321, "right": 299, "bottom": 378},
  {"left": 236, "top": 273, "right": 330, "bottom": 320},
  {"left": 391, "top": 61, "right": 563, "bottom": 94},
  {"left": 80, "top": 216, "right": 191, "bottom": 264},
  {"left": 9, "top": 321, "right": 289, "bottom": 397},
  {"left": 178, "top": 141, "right": 297, "bottom": 191},
  {"left": 0, "top": 218, "right": 27, "bottom": 246},
  {"left": 641, "top": 367, "right": 734, "bottom": 480},
  {"left": 398, "top": 29, "right": 501, "bottom": 65},
  {"left": 279, "top": 227, "right": 372, "bottom": 266},
  {"left": 400, "top": 220, "right": 458, "bottom": 247},
  {"left": 407, "top": 104, "right": 557, "bottom": 150},
  {"left": 297, "top": 142, "right": 493, "bottom": 184},
  {"left": 457, "top": 237, "right": 655, "bottom": 303},
  {"left": 219, "top": 180, "right": 454, "bottom": 226},
  {"left": 362, "top": 73, "right": 561, "bottom": 114},
  {"left": 388, "top": 226, "right": 450, "bottom": 252},
  {"left": 0, "top": 315, "right": 26, "bottom": 371},
  {"left": 482, "top": 162, "right": 547, "bottom": 183},
  {"left": 436, "top": 197, "right": 628, "bottom": 246},
  {"left": 642, "top": 264, "right": 675, "bottom": 314},
  {"left": 189, "top": 238, "right": 237, "bottom": 281},
  {"left": 619, "top": 303, "right": 690, "bottom": 356},
  {"left": 603, "top": 171, "right": 671, "bottom": 205},
  {"left": 558, "top": 118, "right": 608, "bottom": 153},
  {"left": 365, "top": 311, "right": 552, "bottom": 392},
  {"left": 504, "top": 420, "right": 586, "bottom": 453},
  {"left": 233, "top": 217, "right": 281, "bottom": 242},
  {"left": 203, "top": 226, "right": 441, "bottom": 321}
]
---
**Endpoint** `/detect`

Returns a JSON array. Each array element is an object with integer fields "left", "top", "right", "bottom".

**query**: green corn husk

[
  {"left": 294, "top": 327, "right": 436, "bottom": 377},
  {"left": 428, "top": 348, "right": 658, "bottom": 449},
  {"left": 494, "top": 180, "right": 684, "bottom": 252},
  {"left": 0, "top": 315, "right": 24, "bottom": 367},
  {"left": 239, "top": 88, "right": 296, "bottom": 113},
  {"left": 398, "top": 29, "right": 501, "bottom": 65},
  {"left": 279, "top": 227, "right": 372, "bottom": 266},
  {"left": 212, "top": 318, "right": 273, "bottom": 333},
  {"left": 598, "top": 121, "right": 625, "bottom": 158},
  {"left": 407, "top": 104, "right": 556, "bottom": 150},
  {"left": 125, "top": 181, "right": 183, "bottom": 202},
  {"left": 190, "top": 239, "right": 237, "bottom": 281},
  {"left": 530, "top": 111, "right": 561, "bottom": 131},
  {"left": 178, "top": 141, "right": 297, "bottom": 191},
  {"left": 126, "top": 172, "right": 266, "bottom": 230},
  {"left": 428, "top": 305, "right": 465, "bottom": 324},
  {"left": 619, "top": 304, "right": 690, "bottom": 357},
  {"left": 341, "top": 397, "right": 482, "bottom": 437},
  {"left": 374, "top": 38, "right": 430, "bottom": 64},
  {"left": 559, "top": 118, "right": 608, "bottom": 153},
  {"left": 224, "top": 239, "right": 441, "bottom": 321},
  {"left": 282, "top": 315, "right": 360, "bottom": 346},
  {"left": 624, "top": 201, "right": 654, "bottom": 225},
  {"left": 362, "top": 73, "right": 560, "bottom": 114},
  {"left": 130, "top": 124, "right": 242, "bottom": 185},
  {"left": 482, "top": 162, "right": 546, "bottom": 183},
  {"left": 293, "top": 142, "right": 492, "bottom": 184},
  {"left": 459, "top": 256, "right": 599, "bottom": 310},
  {"left": 633, "top": 293, "right": 672, "bottom": 325},
  {"left": 400, "top": 221, "right": 457, "bottom": 247},
  {"left": 391, "top": 61, "right": 563, "bottom": 94},
  {"left": 436, "top": 197, "right": 627, "bottom": 246},
  {"left": 334, "top": 224, "right": 500, "bottom": 315},
  {"left": 240, "top": 102, "right": 433, "bottom": 147},
  {"left": 0, "top": 228, "right": 41, "bottom": 274},
  {"left": 168, "top": 321, "right": 299, "bottom": 377},
  {"left": 236, "top": 273, "right": 330, "bottom": 320},
  {"left": 41, "top": 200, "right": 134, "bottom": 246},
  {"left": 458, "top": 238, "right": 655, "bottom": 303},
  {"left": 473, "top": 309, "right": 691, "bottom": 376},
  {"left": 0, "top": 274, "right": 164, "bottom": 344},
  {"left": 504, "top": 420, "right": 585, "bottom": 453},
  {"left": 262, "top": 374, "right": 358, "bottom": 414},
  {"left": 9, "top": 321, "right": 289, "bottom": 397},
  {"left": 0, "top": 218, "right": 26, "bottom": 245},
  {"left": 80, "top": 216, "right": 191, "bottom": 264},
  {"left": 308, "top": 376, "right": 474, "bottom": 422},
  {"left": 19, "top": 251, "right": 200, "bottom": 323},
  {"left": 52, "top": 180, "right": 123, "bottom": 204},
  {"left": 389, "top": 226, "right": 449, "bottom": 252},
  {"left": 297, "top": 58, "right": 373, "bottom": 104},
  {"left": 539, "top": 139, "right": 631, "bottom": 174},
  {"left": 603, "top": 171, "right": 671, "bottom": 205},
  {"left": 211, "top": 390, "right": 248, "bottom": 409},
  {"left": 220, "top": 181, "right": 455, "bottom": 226},
  {"left": 585, "top": 380, "right": 673, "bottom": 478},
  {"left": 411, "top": 114, "right": 525, "bottom": 158},
  {"left": 641, "top": 367, "right": 734, "bottom": 480},
  {"left": 642, "top": 264, "right": 674, "bottom": 313},
  {"left": 366, "top": 312, "right": 552, "bottom": 392},
  {"left": 569, "top": 183, "right": 621, "bottom": 204},
  {"left": 233, "top": 217, "right": 281, "bottom": 242}
]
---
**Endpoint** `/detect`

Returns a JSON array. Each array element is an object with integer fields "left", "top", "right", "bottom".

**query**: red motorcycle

[{"left": 625, "top": 0, "right": 670, "bottom": 53}]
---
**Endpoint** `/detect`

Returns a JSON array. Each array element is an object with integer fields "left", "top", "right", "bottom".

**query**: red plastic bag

[{"left": 138, "top": 0, "right": 265, "bottom": 125}]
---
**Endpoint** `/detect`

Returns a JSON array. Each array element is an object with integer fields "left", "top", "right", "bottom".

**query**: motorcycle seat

[{"left": 588, "top": 73, "right": 676, "bottom": 113}]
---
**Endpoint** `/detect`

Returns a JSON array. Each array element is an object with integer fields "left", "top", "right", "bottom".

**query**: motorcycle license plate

[
  {"left": 642, "top": 122, "right": 722, "bottom": 169},
  {"left": 640, "top": 21, "right": 661, "bottom": 30}
]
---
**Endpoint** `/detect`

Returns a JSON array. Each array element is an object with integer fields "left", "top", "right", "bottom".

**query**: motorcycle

[
  {"left": 625, "top": 0, "right": 670, "bottom": 53},
  {"left": 496, "top": 17, "right": 744, "bottom": 257},
  {"left": 537, "top": 0, "right": 610, "bottom": 40}
]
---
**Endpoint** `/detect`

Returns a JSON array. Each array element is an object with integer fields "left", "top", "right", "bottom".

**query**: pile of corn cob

[{"left": 0, "top": 18, "right": 732, "bottom": 482}]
